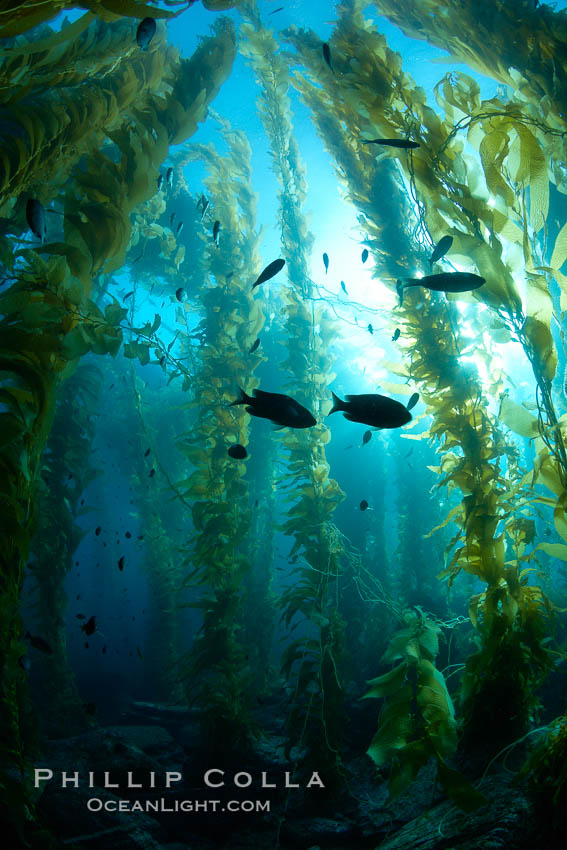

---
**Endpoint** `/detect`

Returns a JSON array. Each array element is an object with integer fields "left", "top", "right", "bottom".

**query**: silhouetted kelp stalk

[
  {"left": 241, "top": 3, "right": 349, "bottom": 793},
  {"left": 0, "top": 13, "right": 237, "bottom": 844},
  {"left": 30, "top": 365, "right": 104, "bottom": 737},
  {"left": 282, "top": 0, "right": 555, "bottom": 776},
  {"left": 172, "top": 119, "right": 265, "bottom": 755}
]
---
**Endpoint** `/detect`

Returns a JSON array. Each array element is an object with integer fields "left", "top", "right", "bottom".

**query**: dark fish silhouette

[
  {"left": 81, "top": 616, "right": 96, "bottom": 636},
  {"left": 118, "top": 557, "right": 125, "bottom": 571},
  {"left": 213, "top": 220, "right": 221, "bottom": 246},
  {"left": 95, "top": 526, "right": 102, "bottom": 536},
  {"left": 360, "top": 500, "right": 369, "bottom": 511},
  {"left": 340, "top": 281, "right": 348, "bottom": 295},
  {"left": 430, "top": 235, "right": 453, "bottom": 267},
  {"left": 26, "top": 199, "right": 46, "bottom": 242},
  {"left": 361, "top": 249, "right": 368, "bottom": 263},
  {"left": 123, "top": 291, "right": 134, "bottom": 301},
  {"left": 144, "top": 448, "right": 151, "bottom": 457},
  {"left": 323, "top": 252, "right": 329, "bottom": 274},
  {"left": 362, "top": 430, "right": 372, "bottom": 446},
  {"left": 176, "top": 288, "right": 186, "bottom": 302},
  {"left": 176, "top": 221, "right": 183, "bottom": 236},
  {"left": 367, "top": 324, "right": 373, "bottom": 334},
  {"left": 25, "top": 631, "right": 53, "bottom": 654},
  {"left": 329, "top": 391, "right": 412, "bottom": 429},
  {"left": 361, "top": 137, "right": 419, "bottom": 149},
  {"left": 252, "top": 258, "right": 285, "bottom": 289},
  {"left": 396, "top": 272, "right": 485, "bottom": 305},
  {"left": 322, "top": 42, "right": 333, "bottom": 72},
  {"left": 166, "top": 167, "right": 173, "bottom": 187},
  {"left": 231, "top": 387, "right": 316, "bottom": 429},
  {"left": 392, "top": 328, "right": 400, "bottom": 341},
  {"left": 157, "top": 174, "right": 164, "bottom": 191},
  {"left": 249, "top": 338, "right": 261, "bottom": 353},
  {"left": 407, "top": 392, "right": 419, "bottom": 411},
  {"left": 228, "top": 444, "right": 248, "bottom": 459},
  {"left": 136, "top": 17, "right": 156, "bottom": 50}
]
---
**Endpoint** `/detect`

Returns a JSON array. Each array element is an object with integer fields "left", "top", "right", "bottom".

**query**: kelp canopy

[{"left": 2, "top": 0, "right": 567, "bottom": 846}]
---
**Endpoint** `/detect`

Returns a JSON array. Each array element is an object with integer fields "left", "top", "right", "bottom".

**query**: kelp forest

[{"left": 1, "top": 1, "right": 567, "bottom": 848}]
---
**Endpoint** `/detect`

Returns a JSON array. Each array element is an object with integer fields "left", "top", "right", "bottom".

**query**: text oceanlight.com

[{"left": 86, "top": 798, "right": 271, "bottom": 814}]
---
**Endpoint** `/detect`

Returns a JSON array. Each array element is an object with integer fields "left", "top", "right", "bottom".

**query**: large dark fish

[
  {"left": 249, "top": 338, "right": 261, "bottom": 353},
  {"left": 396, "top": 271, "right": 485, "bottom": 305},
  {"left": 322, "top": 42, "right": 333, "bottom": 72},
  {"left": 231, "top": 387, "right": 316, "bottom": 429},
  {"left": 26, "top": 199, "right": 46, "bottom": 242},
  {"left": 136, "top": 18, "right": 156, "bottom": 49},
  {"left": 228, "top": 444, "right": 247, "bottom": 459},
  {"left": 361, "top": 137, "right": 420, "bottom": 149},
  {"left": 429, "top": 235, "right": 453, "bottom": 267},
  {"left": 360, "top": 499, "right": 369, "bottom": 511},
  {"left": 329, "top": 391, "right": 412, "bottom": 429},
  {"left": 252, "top": 258, "right": 285, "bottom": 289}
]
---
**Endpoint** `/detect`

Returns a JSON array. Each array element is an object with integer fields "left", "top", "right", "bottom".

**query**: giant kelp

[
  {"left": 0, "top": 11, "right": 236, "bottom": 843},
  {"left": 173, "top": 118, "right": 264, "bottom": 755},
  {"left": 281, "top": 0, "right": 557, "bottom": 776},
  {"left": 240, "top": 3, "right": 349, "bottom": 791}
]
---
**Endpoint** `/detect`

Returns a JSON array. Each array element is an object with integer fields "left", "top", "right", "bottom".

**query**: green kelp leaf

[
  {"left": 498, "top": 396, "right": 539, "bottom": 438},
  {"left": 105, "top": 301, "right": 128, "bottom": 326},
  {"left": 436, "top": 759, "right": 488, "bottom": 812},
  {"left": 535, "top": 542, "right": 567, "bottom": 562},
  {"left": 549, "top": 221, "right": 567, "bottom": 271},
  {"left": 61, "top": 326, "right": 92, "bottom": 360},
  {"left": 523, "top": 316, "right": 557, "bottom": 382},
  {"left": 366, "top": 687, "right": 414, "bottom": 766},
  {"left": 362, "top": 661, "right": 407, "bottom": 700},
  {"left": 388, "top": 741, "right": 431, "bottom": 801}
]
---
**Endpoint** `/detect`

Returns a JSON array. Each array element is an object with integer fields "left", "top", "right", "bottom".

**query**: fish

[
  {"left": 361, "top": 249, "right": 368, "bottom": 263},
  {"left": 144, "top": 448, "right": 151, "bottom": 457},
  {"left": 362, "top": 430, "right": 372, "bottom": 446},
  {"left": 396, "top": 272, "right": 485, "bottom": 305},
  {"left": 81, "top": 616, "right": 96, "bottom": 636},
  {"left": 213, "top": 220, "right": 221, "bottom": 246},
  {"left": 360, "top": 500, "right": 369, "bottom": 511},
  {"left": 230, "top": 387, "right": 316, "bottom": 429},
  {"left": 123, "top": 291, "right": 134, "bottom": 301},
  {"left": 170, "top": 212, "right": 176, "bottom": 226},
  {"left": 118, "top": 556, "right": 125, "bottom": 571},
  {"left": 176, "top": 288, "right": 186, "bottom": 302},
  {"left": 176, "top": 221, "right": 183, "bottom": 236},
  {"left": 407, "top": 392, "right": 419, "bottom": 411},
  {"left": 136, "top": 17, "right": 156, "bottom": 50},
  {"left": 166, "top": 166, "right": 173, "bottom": 187},
  {"left": 340, "top": 281, "right": 348, "bottom": 295},
  {"left": 95, "top": 526, "right": 102, "bottom": 536},
  {"left": 392, "top": 328, "right": 400, "bottom": 342},
  {"left": 199, "top": 195, "right": 209, "bottom": 220},
  {"left": 25, "top": 631, "right": 53, "bottom": 654},
  {"left": 125, "top": 531, "right": 131, "bottom": 539},
  {"left": 329, "top": 391, "right": 412, "bottom": 429},
  {"left": 367, "top": 324, "right": 373, "bottom": 334},
  {"left": 149, "top": 468, "right": 155, "bottom": 477},
  {"left": 269, "top": 5, "right": 284, "bottom": 12},
  {"left": 429, "top": 235, "right": 453, "bottom": 267},
  {"left": 159, "top": 356, "right": 166, "bottom": 366},
  {"left": 249, "top": 338, "right": 261, "bottom": 353},
  {"left": 323, "top": 252, "right": 329, "bottom": 274},
  {"left": 228, "top": 444, "right": 248, "bottom": 459},
  {"left": 26, "top": 199, "right": 46, "bottom": 242},
  {"left": 157, "top": 174, "right": 164, "bottom": 191},
  {"left": 361, "top": 137, "right": 420, "bottom": 149},
  {"left": 322, "top": 42, "right": 333, "bottom": 72},
  {"left": 252, "top": 258, "right": 285, "bottom": 289}
]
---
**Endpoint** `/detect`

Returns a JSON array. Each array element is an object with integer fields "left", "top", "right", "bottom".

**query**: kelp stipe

[
  {"left": 173, "top": 117, "right": 265, "bottom": 759},
  {"left": 241, "top": 4, "right": 349, "bottom": 795},
  {"left": 282, "top": 0, "right": 556, "bottom": 763}
]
